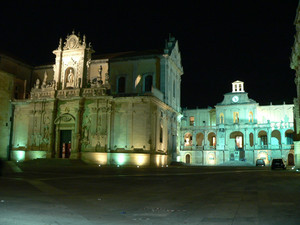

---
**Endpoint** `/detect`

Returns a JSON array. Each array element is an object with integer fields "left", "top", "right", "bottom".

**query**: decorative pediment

[{"left": 63, "top": 31, "right": 86, "bottom": 50}]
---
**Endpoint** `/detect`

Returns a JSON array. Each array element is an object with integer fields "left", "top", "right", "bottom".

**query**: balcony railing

[{"left": 254, "top": 144, "right": 294, "bottom": 150}]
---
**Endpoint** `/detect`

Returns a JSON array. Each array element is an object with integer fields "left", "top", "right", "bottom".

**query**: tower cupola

[{"left": 232, "top": 80, "right": 245, "bottom": 93}]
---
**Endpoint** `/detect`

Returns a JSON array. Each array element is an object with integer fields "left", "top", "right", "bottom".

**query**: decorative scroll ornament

[{"left": 54, "top": 113, "right": 75, "bottom": 124}]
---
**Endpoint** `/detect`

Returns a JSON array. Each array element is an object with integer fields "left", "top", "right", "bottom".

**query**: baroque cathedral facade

[{"left": 9, "top": 32, "right": 183, "bottom": 166}]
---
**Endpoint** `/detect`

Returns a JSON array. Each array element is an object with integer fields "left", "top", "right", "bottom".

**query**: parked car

[
  {"left": 170, "top": 161, "right": 186, "bottom": 166},
  {"left": 271, "top": 159, "right": 286, "bottom": 170},
  {"left": 256, "top": 159, "right": 265, "bottom": 166}
]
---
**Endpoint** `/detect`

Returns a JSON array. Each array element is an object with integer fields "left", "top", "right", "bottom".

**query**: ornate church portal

[{"left": 60, "top": 130, "right": 71, "bottom": 158}]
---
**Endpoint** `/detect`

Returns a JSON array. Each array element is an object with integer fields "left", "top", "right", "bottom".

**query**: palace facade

[{"left": 180, "top": 81, "right": 294, "bottom": 166}]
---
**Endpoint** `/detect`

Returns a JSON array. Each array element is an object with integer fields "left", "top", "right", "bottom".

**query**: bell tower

[
  {"left": 53, "top": 31, "right": 94, "bottom": 90},
  {"left": 232, "top": 80, "right": 245, "bottom": 93}
]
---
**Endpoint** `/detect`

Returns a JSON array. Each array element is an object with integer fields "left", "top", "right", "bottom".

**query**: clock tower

[{"left": 215, "top": 80, "right": 258, "bottom": 123}]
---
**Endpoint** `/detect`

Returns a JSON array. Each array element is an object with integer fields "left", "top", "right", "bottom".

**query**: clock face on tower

[{"left": 232, "top": 95, "right": 239, "bottom": 103}]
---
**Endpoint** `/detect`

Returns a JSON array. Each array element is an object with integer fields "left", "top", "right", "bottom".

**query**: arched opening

[
  {"left": 249, "top": 133, "right": 254, "bottom": 147},
  {"left": 185, "top": 154, "right": 191, "bottom": 164},
  {"left": 285, "top": 130, "right": 294, "bottom": 145},
  {"left": 184, "top": 133, "right": 193, "bottom": 146},
  {"left": 258, "top": 151, "right": 269, "bottom": 164},
  {"left": 207, "top": 132, "right": 216, "bottom": 148},
  {"left": 196, "top": 132, "right": 204, "bottom": 146},
  {"left": 271, "top": 130, "right": 281, "bottom": 145},
  {"left": 288, "top": 153, "right": 294, "bottom": 165},
  {"left": 233, "top": 112, "right": 239, "bottom": 123},
  {"left": 144, "top": 75, "right": 152, "bottom": 92},
  {"left": 230, "top": 131, "right": 244, "bottom": 149},
  {"left": 258, "top": 130, "right": 268, "bottom": 146},
  {"left": 117, "top": 77, "right": 126, "bottom": 93},
  {"left": 249, "top": 111, "right": 253, "bottom": 123},
  {"left": 230, "top": 131, "right": 244, "bottom": 161}
]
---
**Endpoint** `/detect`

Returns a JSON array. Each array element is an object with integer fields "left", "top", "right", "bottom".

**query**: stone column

[
  {"left": 267, "top": 128, "right": 272, "bottom": 148},
  {"left": 244, "top": 129, "right": 248, "bottom": 150},
  {"left": 192, "top": 131, "right": 197, "bottom": 150},
  {"left": 74, "top": 101, "right": 84, "bottom": 159},
  {"left": 106, "top": 104, "right": 112, "bottom": 151}
]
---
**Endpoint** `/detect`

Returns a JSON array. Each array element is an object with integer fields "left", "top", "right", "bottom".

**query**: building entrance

[{"left": 60, "top": 130, "right": 72, "bottom": 158}]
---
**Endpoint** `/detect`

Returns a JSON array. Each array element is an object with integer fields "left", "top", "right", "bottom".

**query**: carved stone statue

[
  {"left": 68, "top": 69, "right": 74, "bottom": 83},
  {"left": 35, "top": 79, "right": 40, "bottom": 89},
  {"left": 42, "top": 71, "right": 48, "bottom": 88},
  {"left": 66, "top": 69, "right": 75, "bottom": 88}
]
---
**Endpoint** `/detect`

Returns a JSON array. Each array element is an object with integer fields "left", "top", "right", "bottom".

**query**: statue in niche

[
  {"left": 66, "top": 68, "right": 75, "bottom": 88},
  {"left": 42, "top": 125, "right": 50, "bottom": 145},
  {"left": 68, "top": 69, "right": 74, "bottom": 83},
  {"left": 82, "top": 116, "right": 91, "bottom": 146},
  {"left": 42, "top": 116, "right": 50, "bottom": 144}
]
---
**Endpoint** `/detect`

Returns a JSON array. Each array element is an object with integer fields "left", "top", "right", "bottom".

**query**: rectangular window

[
  {"left": 261, "top": 136, "right": 267, "bottom": 145},
  {"left": 189, "top": 116, "right": 195, "bottom": 126},
  {"left": 287, "top": 134, "right": 293, "bottom": 144}
]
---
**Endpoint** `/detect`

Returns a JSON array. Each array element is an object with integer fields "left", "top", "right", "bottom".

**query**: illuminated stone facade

[
  {"left": 180, "top": 81, "right": 294, "bottom": 166},
  {"left": 291, "top": 2, "right": 300, "bottom": 168},
  {"left": 0, "top": 54, "right": 33, "bottom": 159},
  {"left": 10, "top": 32, "right": 183, "bottom": 166}
]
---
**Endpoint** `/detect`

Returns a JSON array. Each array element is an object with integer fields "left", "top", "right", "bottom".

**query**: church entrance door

[{"left": 60, "top": 130, "right": 72, "bottom": 158}]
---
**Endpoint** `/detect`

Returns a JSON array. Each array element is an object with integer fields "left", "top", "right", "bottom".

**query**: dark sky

[{"left": 0, "top": 0, "right": 298, "bottom": 108}]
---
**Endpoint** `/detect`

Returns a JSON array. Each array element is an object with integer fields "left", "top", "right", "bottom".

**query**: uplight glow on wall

[
  {"left": 14, "top": 150, "right": 25, "bottom": 161},
  {"left": 208, "top": 152, "right": 216, "bottom": 165},
  {"left": 135, "top": 154, "right": 147, "bottom": 166},
  {"left": 116, "top": 154, "right": 126, "bottom": 165}
]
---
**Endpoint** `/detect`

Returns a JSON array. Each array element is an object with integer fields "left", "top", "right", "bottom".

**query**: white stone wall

[{"left": 257, "top": 104, "right": 293, "bottom": 124}]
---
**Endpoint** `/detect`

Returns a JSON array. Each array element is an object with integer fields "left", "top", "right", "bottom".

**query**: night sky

[{"left": 0, "top": 1, "right": 298, "bottom": 108}]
